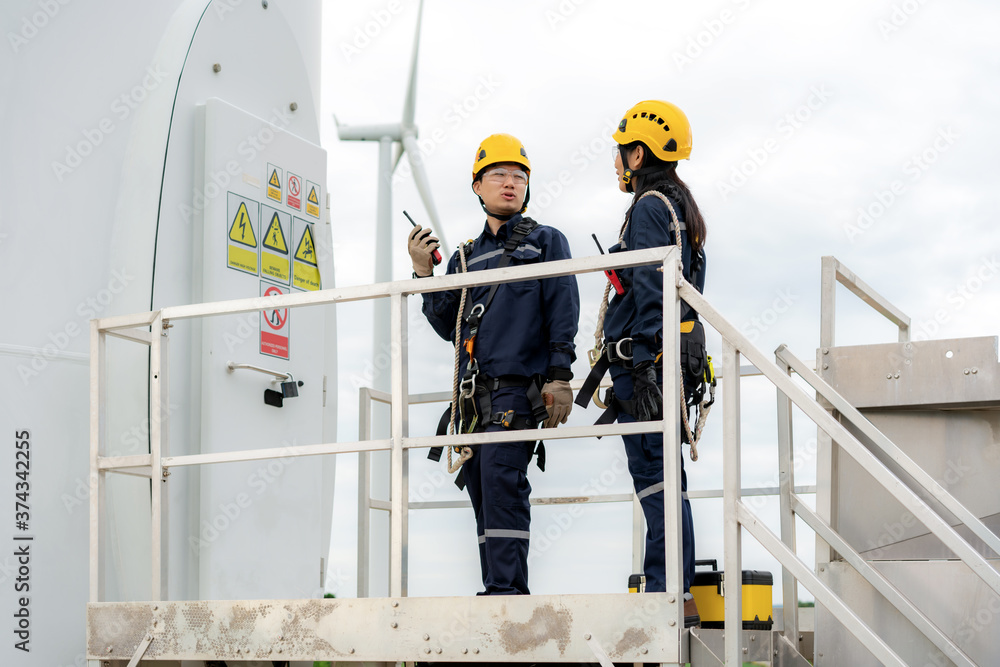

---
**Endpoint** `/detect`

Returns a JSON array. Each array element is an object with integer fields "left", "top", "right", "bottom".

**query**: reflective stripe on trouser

[
  {"left": 613, "top": 374, "right": 696, "bottom": 594},
  {"left": 462, "top": 385, "right": 535, "bottom": 595}
]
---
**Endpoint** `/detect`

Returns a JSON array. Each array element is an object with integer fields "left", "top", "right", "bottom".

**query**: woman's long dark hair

[{"left": 619, "top": 141, "right": 706, "bottom": 255}]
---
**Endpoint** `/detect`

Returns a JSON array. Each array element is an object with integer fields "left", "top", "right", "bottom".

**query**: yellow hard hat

[
  {"left": 472, "top": 133, "right": 531, "bottom": 180},
  {"left": 613, "top": 100, "right": 692, "bottom": 161}
]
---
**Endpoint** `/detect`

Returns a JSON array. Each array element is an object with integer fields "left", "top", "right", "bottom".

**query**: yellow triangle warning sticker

[
  {"left": 294, "top": 224, "right": 317, "bottom": 266},
  {"left": 228, "top": 201, "right": 257, "bottom": 248},
  {"left": 307, "top": 186, "right": 319, "bottom": 205},
  {"left": 269, "top": 169, "right": 281, "bottom": 189},
  {"left": 262, "top": 212, "right": 288, "bottom": 254}
]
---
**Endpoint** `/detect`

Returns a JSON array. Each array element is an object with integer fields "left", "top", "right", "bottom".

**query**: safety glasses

[{"left": 483, "top": 167, "right": 528, "bottom": 185}]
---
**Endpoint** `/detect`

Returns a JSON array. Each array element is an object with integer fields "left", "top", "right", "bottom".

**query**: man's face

[{"left": 473, "top": 162, "right": 528, "bottom": 217}]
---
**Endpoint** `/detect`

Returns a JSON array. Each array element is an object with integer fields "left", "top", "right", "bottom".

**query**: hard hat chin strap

[
  {"left": 478, "top": 197, "right": 516, "bottom": 221},
  {"left": 623, "top": 165, "right": 659, "bottom": 194}
]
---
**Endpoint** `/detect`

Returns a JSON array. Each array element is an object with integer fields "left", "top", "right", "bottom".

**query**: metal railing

[
  {"left": 87, "top": 247, "right": 992, "bottom": 665},
  {"left": 355, "top": 382, "right": 818, "bottom": 601},
  {"left": 820, "top": 255, "right": 911, "bottom": 348},
  {"left": 90, "top": 246, "right": 693, "bottom": 664}
]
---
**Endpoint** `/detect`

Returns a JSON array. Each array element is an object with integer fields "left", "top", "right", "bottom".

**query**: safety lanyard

[{"left": 460, "top": 218, "right": 537, "bottom": 371}]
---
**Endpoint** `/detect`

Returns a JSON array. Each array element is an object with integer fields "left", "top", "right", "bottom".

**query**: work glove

[
  {"left": 407, "top": 225, "right": 440, "bottom": 276},
  {"left": 632, "top": 361, "right": 662, "bottom": 422},
  {"left": 541, "top": 380, "right": 573, "bottom": 428}
]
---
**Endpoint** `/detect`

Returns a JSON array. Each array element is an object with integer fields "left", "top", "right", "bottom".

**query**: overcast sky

[{"left": 318, "top": 0, "right": 1000, "bottom": 600}]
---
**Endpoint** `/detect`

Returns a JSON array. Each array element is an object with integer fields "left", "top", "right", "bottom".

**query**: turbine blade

[
  {"left": 392, "top": 143, "right": 404, "bottom": 173},
  {"left": 402, "top": 132, "right": 449, "bottom": 253},
  {"left": 401, "top": 0, "right": 425, "bottom": 128}
]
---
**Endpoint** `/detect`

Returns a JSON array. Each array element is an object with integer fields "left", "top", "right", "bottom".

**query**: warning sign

[
  {"left": 287, "top": 173, "right": 302, "bottom": 210},
  {"left": 226, "top": 193, "right": 259, "bottom": 276},
  {"left": 260, "top": 205, "right": 290, "bottom": 285},
  {"left": 267, "top": 163, "right": 282, "bottom": 203},
  {"left": 292, "top": 218, "right": 321, "bottom": 291},
  {"left": 305, "top": 180, "right": 321, "bottom": 218},
  {"left": 260, "top": 282, "right": 289, "bottom": 360}
]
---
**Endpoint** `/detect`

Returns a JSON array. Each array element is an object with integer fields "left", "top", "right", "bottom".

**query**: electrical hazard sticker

[
  {"left": 305, "top": 180, "right": 321, "bottom": 218},
  {"left": 266, "top": 163, "right": 283, "bottom": 203},
  {"left": 292, "top": 218, "right": 321, "bottom": 291},
  {"left": 287, "top": 172, "right": 302, "bottom": 210},
  {"left": 227, "top": 193, "right": 259, "bottom": 276},
  {"left": 260, "top": 281, "right": 289, "bottom": 360},
  {"left": 260, "top": 205, "right": 291, "bottom": 285}
]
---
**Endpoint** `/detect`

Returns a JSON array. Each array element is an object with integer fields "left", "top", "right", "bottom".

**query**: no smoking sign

[{"left": 287, "top": 172, "right": 302, "bottom": 210}]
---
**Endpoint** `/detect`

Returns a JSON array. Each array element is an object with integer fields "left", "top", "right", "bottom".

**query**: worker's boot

[{"left": 684, "top": 593, "right": 701, "bottom": 628}]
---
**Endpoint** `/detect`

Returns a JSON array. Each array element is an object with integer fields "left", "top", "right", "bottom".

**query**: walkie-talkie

[
  {"left": 593, "top": 233, "right": 625, "bottom": 295},
  {"left": 404, "top": 210, "right": 442, "bottom": 265}
]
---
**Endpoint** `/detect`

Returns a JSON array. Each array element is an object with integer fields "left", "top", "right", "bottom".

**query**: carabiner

[{"left": 460, "top": 373, "right": 477, "bottom": 399}]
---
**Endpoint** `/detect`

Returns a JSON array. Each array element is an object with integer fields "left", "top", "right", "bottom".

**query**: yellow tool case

[{"left": 690, "top": 559, "right": 773, "bottom": 629}]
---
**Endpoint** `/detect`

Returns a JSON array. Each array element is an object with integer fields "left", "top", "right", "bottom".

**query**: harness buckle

[
  {"left": 613, "top": 338, "right": 633, "bottom": 361},
  {"left": 494, "top": 409, "right": 516, "bottom": 429}
]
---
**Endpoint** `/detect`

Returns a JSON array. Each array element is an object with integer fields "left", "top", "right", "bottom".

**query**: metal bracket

[
  {"left": 584, "top": 633, "right": 614, "bottom": 667},
  {"left": 126, "top": 633, "right": 153, "bottom": 667},
  {"left": 689, "top": 628, "right": 725, "bottom": 667},
  {"left": 775, "top": 632, "right": 814, "bottom": 667}
]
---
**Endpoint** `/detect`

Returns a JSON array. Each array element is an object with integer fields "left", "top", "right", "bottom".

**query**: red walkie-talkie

[
  {"left": 593, "top": 233, "right": 625, "bottom": 295},
  {"left": 404, "top": 210, "right": 442, "bottom": 265}
]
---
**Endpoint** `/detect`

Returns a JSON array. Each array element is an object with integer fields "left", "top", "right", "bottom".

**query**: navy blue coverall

[
  {"left": 422, "top": 214, "right": 580, "bottom": 595},
  {"left": 603, "top": 193, "right": 706, "bottom": 595}
]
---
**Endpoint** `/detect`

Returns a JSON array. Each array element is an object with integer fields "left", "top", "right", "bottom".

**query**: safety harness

[
  {"left": 575, "top": 191, "right": 716, "bottom": 460},
  {"left": 427, "top": 218, "right": 550, "bottom": 488}
]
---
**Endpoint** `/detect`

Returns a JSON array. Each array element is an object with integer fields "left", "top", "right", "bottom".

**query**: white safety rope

[
  {"left": 642, "top": 191, "right": 712, "bottom": 462},
  {"left": 447, "top": 242, "right": 474, "bottom": 473}
]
